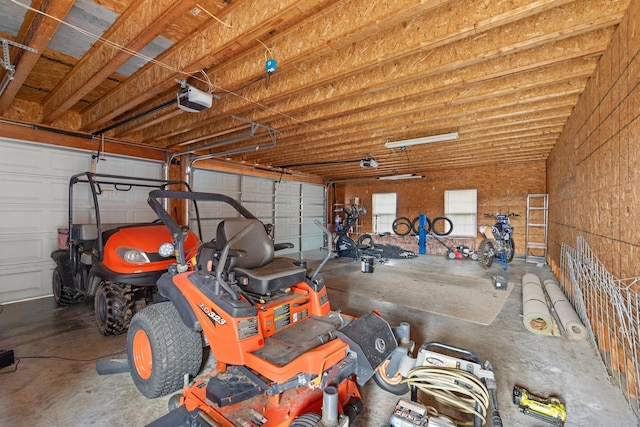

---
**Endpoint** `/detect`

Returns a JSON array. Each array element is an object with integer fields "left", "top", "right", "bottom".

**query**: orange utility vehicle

[
  {"left": 127, "top": 190, "right": 400, "bottom": 426},
  {"left": 51, "top": 173, "right": 201, "bottom": 335}
]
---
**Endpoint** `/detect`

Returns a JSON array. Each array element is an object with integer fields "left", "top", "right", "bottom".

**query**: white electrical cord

[{"left": 403, "top": 366, "right": 490, "bottom": 426}]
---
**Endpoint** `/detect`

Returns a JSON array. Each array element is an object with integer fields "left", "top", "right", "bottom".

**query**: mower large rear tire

[
  {"left": 95, "top": 282, "right": 134, "bottom": 336},
  {"left": 127, "top": 302, "right": 202, "bottom": 399}
]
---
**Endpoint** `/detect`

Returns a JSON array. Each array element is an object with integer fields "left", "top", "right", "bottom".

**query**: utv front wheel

[
  {"left": 95, "top": 282, "right": 134, "bottom": 336},
  {"left": 127, "top": 302, "right": 202, "bottom": 398}
]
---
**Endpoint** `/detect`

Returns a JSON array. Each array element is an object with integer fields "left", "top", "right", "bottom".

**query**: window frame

[
  {"left": 444, "top": 189, "right": 477, "bottom": 237},
  {"left": 371, "top": 192, "right": 397, "bottom": 234}
]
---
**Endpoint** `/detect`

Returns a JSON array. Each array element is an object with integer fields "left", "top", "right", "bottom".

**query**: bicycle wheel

[
  {"left": 410, "top": 216, "right": 432, "bottom": 234},
  {"left": 392, "top": 217, "right": 412, "bottom": 236},
  {"left": 431, "top": 216, "right": 453, "bottom": 236}
]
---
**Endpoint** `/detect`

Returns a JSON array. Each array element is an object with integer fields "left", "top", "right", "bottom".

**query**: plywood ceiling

[{"left": 0, "top": 0, "right": 631, "bottom": 181}]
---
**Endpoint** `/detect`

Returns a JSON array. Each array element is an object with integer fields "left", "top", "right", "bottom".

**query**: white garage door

[
  {"left": 0, "top": 138, "right": 162, "bottom": 303},
  {"left": 191, "top": 168, "right": 325, "bottom": 255}
]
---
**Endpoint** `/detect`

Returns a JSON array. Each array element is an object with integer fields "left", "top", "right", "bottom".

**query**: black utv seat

[{"left": 216, "top": 218, "right": 306, "bottom": 295}]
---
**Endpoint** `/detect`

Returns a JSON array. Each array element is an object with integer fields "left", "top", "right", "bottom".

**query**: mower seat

[{"left": 216, "top": 219, "right": 306, "bottom": 295}]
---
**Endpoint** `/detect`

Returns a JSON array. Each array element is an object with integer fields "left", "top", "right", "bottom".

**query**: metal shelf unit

[{"left": 525, "top": 194, "right": 548, "bottom": 264}]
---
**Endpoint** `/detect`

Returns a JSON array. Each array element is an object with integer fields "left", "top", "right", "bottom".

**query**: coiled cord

[{"left": 403, "top": 366, "right": 490, "bottom": 426}]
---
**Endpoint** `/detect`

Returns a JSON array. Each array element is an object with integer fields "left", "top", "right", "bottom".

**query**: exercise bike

[{"left": 334, "top": 204, "right": 379, "bottom": 260}]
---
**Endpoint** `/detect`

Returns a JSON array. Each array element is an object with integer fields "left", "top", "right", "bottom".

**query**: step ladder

[{"left": 525, "top": 194, "right": 548, "bottom": 265}]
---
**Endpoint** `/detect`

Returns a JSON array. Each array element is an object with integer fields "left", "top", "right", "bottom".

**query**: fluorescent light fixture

[
  {"left": 384, "top": 132, "right": 459, "bottom": 149},
  {"left": 378, "top": 174, "right": 424, "bottom": 181}
]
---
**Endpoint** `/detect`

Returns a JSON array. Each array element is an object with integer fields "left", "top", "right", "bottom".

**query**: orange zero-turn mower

[{"left": 127, "top": 190, "right": 402, "bottom": 426}]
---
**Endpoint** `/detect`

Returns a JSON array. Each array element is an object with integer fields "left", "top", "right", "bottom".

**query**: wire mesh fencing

[{"left": 560, "top": 236, "right": 640, "bottom": 419}]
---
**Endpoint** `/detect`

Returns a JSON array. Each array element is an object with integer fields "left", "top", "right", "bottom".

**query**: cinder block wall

[
  {"left": 546, "top": 0, "right": 640, "bottom": 279},
  {"left": 333, "top": 161, "right": 546, "bottom": 255}
]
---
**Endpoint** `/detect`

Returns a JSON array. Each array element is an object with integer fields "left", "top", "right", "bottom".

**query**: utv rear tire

[
  {"left": 52, "top": 267, "right": 82, "bottom": 305},
  {"left": 95, "top": 282, "right": 134, "bottom": 336},
  {"left": 127, "top": 302, "right": 202, "bottom": 399},
  {"left": 477, "top": 239, "right": 495, "bottom": 269}
]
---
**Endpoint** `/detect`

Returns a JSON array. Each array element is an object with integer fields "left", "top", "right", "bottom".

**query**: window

[
  {"left": 372, "top": 192, "right": 396, "bottom": 233},
  {"left": 444, "top": 189, "right": 477, "bottom": 237}
]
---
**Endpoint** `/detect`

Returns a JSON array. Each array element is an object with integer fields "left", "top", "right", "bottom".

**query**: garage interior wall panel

[
  {"left": 547, "top": 1, "right": 640, "bottom": 279},
  {"left": 337, "top": 162, "right": 546, "bottom": 254},
  {"left": 0, "top": 138, "right": 162, "bottom": 303},
  {"left": 546, "top": 1, "right": 640, "bottom": 411}
]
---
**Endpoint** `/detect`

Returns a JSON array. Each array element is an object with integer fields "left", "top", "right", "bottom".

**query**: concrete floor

[{"left": 0, "top": 253, "right": 637, "bottom": 427}]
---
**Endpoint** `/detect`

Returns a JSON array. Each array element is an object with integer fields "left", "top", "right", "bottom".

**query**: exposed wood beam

[
  {"left": 146, "top": 0, "right": 575, "bottom": 140},
  {"left": 42, "top": 0, "right": 199, "bottom": 125},
  {"left": 79, "top": 0, "right": 348, "bottom": 131},
  {"left": 0, "top": 0, "right": 74, "bottom": 115},
  {"left": 155, "top": 0, "right": 620, "bottom": 146}
]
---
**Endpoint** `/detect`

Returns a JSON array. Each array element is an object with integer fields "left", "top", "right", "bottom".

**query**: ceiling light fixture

[
  {"left": 384, "top": 132, "right": 459, "bottom": 149},
  {"left": 378, "top": 174, "right": 424, "bottom": 180},
  {"left": 359, "top": 158, "right": 379, "bottom": 168}
]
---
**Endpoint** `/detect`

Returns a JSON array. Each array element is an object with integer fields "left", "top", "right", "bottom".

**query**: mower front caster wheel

[{"left": 127, "top": 302, "right": 203, "bottom": 398}]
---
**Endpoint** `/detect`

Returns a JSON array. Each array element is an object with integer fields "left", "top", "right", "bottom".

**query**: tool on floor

[
  {"left": 512, "top": 385, "right": 566, "bottom": 426},
  {"left": 492, "top": 274, "right": 507, "bottom": 290},
  {"left": 377, "top": 341, "right": 501, "bottom": 427}
]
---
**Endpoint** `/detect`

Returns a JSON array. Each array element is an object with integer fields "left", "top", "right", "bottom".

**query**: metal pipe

[
  {"left": 322, "top": 386, "right": 339, "bottom": 425},
  {"left": 92, "top": 98, "right": 177, "bottom": 136},
  {"left": 163, "top": 115, "right": 278, "bottom": 181}
]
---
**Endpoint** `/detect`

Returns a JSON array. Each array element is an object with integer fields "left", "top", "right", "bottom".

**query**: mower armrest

[
  {"left": 228, "top": 249, "right": 247, "bottom": 258},
  {"left": 274, "top": 242, "right": 294, "bottom": 251}
]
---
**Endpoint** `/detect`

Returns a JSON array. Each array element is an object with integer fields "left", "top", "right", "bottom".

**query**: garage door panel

[
  {"left": 0, "top": 235, "right": 48, "bottom": 266},
  {"left": 0, "top": 207, "right": 45, "bottom": 234},
  {"left": 0, "top": 174, "right": 50, "bottom": 203},
  {"left": 0, "top": 138, "right": 162, "bottom": 302},
  {"left": 95, "top": 156, "right": 162, "bottom": 178},
  {"left": 301, "top": 220, "right": 324, "bottom": 235},
  {"left": 0, "top": 268, "right": 50, "bottom": 302},
  {"left": 242, "top": 176, "right": 273, "bottom": 194},
  {"left": 192, "top": 169, "right": 325, "bottom": 258},
  {"left": 301, "top": 236, "right": 322, "bottom": 251},
  {"left": 303, "top": 204, "right": 325, "bottom": 217},
  {"left": 193, "top": 170, "right": 240, "bottom": 194}
]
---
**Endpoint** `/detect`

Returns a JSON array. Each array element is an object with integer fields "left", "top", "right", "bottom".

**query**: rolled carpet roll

[
  {"left": 543, "top": 279, "right": 588, "bottom": 341},
  {"left": 522, "top": 273, "right": 554, "bottom": 335}
]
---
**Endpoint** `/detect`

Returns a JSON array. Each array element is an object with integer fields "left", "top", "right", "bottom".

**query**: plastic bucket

[
  {"left": 57, "top": 228, "right": 69, "bottom": 250},
  {"left": 361, "top": 256, "right": 375, "bottom": 273}
]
